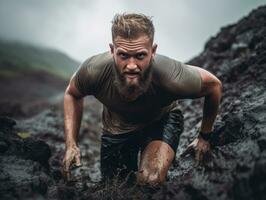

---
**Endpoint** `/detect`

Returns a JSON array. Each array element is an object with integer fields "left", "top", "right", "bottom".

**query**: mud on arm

[
  {"left": 188, "top": 65, "right": 222, "bottom": 133},
  {"left": 182, "top": 65, "right": 222, "bottom": 164},
  {"left": 63, "top": 74, "right": 85, "bottom": 180}
]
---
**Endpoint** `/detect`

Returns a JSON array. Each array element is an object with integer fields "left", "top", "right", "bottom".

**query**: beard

[{"left": 113, "top": 61, "right": 153, "bottom": 102}]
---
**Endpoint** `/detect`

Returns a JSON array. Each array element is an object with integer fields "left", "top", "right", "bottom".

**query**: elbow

[
  {"left": 203, "top": 78, "right": 222, "bottom": 99},
  {"left": 213, "top": 79, "right": 222, "bottom": 100},
  {"left": 217, "top": 78, "right": 222, "bottom": 92},
  {"left": 216, "top": 79, "right": 222, "bottom": 92}
]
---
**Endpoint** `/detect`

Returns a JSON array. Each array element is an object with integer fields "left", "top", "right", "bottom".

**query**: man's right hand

[{"left": 62, "top": 144, "right": 81, "bottom": 181}]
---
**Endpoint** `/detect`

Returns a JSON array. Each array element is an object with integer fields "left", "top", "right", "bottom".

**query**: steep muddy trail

[{"left": 0, "top": 5, "right": 266, "bottom": 200}]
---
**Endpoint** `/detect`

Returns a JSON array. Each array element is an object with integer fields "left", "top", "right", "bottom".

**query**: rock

[
  {"left": 0, "top": 141, "right": 8, "bottom": 153},
  {"left": 23, "top": 138, "right": 51, "bottom": 165},
  {"left": 0, "top": 156, "right": 52, "bottom": 199},
  {"left": 0, "top": 116, "right": 16, "bottom": 131}
]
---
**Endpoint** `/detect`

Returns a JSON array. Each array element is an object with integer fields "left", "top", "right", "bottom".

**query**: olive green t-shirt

[{"left": 74, "top": 52, "right": 202, "bottom": 134}]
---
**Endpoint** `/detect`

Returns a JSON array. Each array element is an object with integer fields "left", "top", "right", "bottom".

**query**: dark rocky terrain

[{"left": 0, "top": 5, "right": 266, "bottom": 200}]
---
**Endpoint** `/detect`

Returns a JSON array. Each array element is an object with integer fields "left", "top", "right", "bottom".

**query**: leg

[
  {"left": 137, "top": 107, "right": 184, "bottom": 185},
  {"left": 137, "top": 140, "right": 175, "bottom": 185},
  {"left": 100, "top": 132, "right": 139, "bottom": 181}
]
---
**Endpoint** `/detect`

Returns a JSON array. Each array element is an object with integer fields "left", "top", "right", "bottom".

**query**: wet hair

[{"left": 111, "top": 13, "right": 155, "bottom": 43}]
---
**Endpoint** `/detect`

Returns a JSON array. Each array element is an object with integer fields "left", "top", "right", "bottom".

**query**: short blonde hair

[{"left": 111, "top": 13, "right": 155, "bottom": 43}]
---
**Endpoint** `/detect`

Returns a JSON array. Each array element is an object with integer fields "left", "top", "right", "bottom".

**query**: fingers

[
  {"left": 74, "top": 152, "right": 81, "bottom": 167},
  {"left": 64, "top": 158, "right": 71, "bottom": 171},
  {"left": 63, "top": 155, "right": 75, "bottom": 181},
  {"left": 63, "top": 152, "right": 74, "bottom": 171},
  {"left": 62, "top": 151, "right": 74, "bottom": 181},
  {"left": 62, "top": 148, "right": 82, "bottom": 182},
  {"left": 63, "top": 158, "right": 72, "bottom": 182},
  {"left": 180, "top": 144, "right": 194, "bottom": 157},
  {"left": 195, "top": 150, "right": 204, "bottom": 166},
  {"left": 63, "top": 170, "right": 71, "bottom": 182}
]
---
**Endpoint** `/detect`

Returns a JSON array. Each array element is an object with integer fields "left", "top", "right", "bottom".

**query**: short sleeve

[
  {"left": 171, "top": 60, "right": 202, "bottom": 97},
  {"left": 153, "top": 55, "right": 202, "bottom": 98},
  {"left": 74, "top": 57, "right": 96, "bottom": 96}
]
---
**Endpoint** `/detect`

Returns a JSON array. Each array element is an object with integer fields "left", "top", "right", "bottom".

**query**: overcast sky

[{"left": 0, "top": 0, "right": 265, "bottom": 62}]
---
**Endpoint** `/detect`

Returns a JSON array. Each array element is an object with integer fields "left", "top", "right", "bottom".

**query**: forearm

[
  {"left": 200, "top": 84, "right": 222, "bottom": 132},
  {"left": 64, "top": 92, "right": 84, "bottom": 148}
]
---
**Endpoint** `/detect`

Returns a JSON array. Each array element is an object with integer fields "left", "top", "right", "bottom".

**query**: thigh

[
  {"left": 138, "top": 140, "right": 175, "bottom": 184},
  {"left": 141, "top": 107, "right": 184, "bottom": 154},
  {"left": 137, "top": 108, "right": 184, "bottom": 184},
  {"left": 100, "top": 132, "right": 139, "bottom": 180}
]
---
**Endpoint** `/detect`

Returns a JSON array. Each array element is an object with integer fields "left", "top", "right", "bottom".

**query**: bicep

[
  {"left": 65, "top": 73, "right": 84, "bottom": 99},
  {"left": 187, "top": 65, "right": 222, "bottom": 97}
]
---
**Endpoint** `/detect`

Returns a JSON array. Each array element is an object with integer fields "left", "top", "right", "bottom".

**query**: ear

[
  {"left": 109, "top": 43, "right": 114, "bottom": 55},
  {"left": 151, "top": 43, "right": 157, "bottom": 59}
]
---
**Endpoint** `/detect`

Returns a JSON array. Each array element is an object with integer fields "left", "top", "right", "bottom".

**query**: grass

[{"left": 0, "top": 39, "right": 80, "bottom": 79}]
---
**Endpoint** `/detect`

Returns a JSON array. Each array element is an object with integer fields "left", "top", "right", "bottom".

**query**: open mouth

[{"left": 124, "top": 73, "right": 139, "bottom": 79}]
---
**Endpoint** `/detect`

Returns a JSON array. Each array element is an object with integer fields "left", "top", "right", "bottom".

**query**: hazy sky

[{"left": 0, "top": 0, "right": 265, "bottom": 62}]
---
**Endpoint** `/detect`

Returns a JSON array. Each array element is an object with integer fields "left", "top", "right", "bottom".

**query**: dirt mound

[
  {"left": 0, "top": 69, "right": 68, "bottom": 118},
  {"left": 0, "top": 117, "right": 52, "bottom": 199}
]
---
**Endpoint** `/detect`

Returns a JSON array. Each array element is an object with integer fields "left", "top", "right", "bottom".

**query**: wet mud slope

[{"left": 1, "top": 5, "right": 266, "bottom": 200}]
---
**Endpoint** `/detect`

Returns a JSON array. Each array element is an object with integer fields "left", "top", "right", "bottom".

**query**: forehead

[{"left": 113, "top": 35, "right": 152, "bottom": 53}]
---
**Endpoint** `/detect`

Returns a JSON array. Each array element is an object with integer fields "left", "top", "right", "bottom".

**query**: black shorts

[{"left": 100, "top": 108, "right": 184, "bottom": 180}]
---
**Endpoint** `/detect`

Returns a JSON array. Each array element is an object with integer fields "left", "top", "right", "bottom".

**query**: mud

[
  {"left": 0, "top": 69, "right": 68, "bottom": 118},
  {"left": 0, "top": 5, "right": 266, "bottom": 200}
]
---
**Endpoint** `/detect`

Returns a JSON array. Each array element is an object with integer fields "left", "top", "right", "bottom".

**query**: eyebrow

[{"left": 116, "top": 48, "right": 148, "bottom": 54}]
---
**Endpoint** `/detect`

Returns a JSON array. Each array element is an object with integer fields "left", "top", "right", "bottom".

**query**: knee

[{"left": 137, "top": 170, "right": 165, "bottom": 186}]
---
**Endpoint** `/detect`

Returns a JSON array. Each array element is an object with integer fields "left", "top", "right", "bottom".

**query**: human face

[
  {"left": 110, "top": 35, "right": 157, "bottom": 84},
  {"left": 110, "top": 35, "right": 157, "bottom": 101}
]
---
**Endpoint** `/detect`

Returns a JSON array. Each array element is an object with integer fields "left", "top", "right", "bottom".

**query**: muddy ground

[{"left": 0, "top": 5, "right": 266, "bottom": 200}]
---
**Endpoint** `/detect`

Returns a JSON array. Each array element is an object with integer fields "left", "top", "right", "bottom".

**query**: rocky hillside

[
  {"left": 0, "top": 5, "right": 266, "bottom": 200},
  {"left": 0, "top": 40, "right": 80, "bottom": 117},
  {"left": 173, "top": 5, "right": 266, "bottom": 200}
]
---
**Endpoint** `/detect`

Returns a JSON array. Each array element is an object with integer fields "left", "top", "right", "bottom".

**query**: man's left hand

[{"left": 181, "top": 138, "right": 210, "bottom": 165}]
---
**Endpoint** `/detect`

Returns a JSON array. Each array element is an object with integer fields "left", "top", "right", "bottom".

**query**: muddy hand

[
  {"left": 63, "top": 145, "right": 81, "bottom": 181},
  {"left": 181, "top": 138, "right": 210, "bottom": 165},
  {"left": 195, "top": 138, "right": 210, "bottom": 165},
  {"left": 180, "top": 138, "right": 199, "bottom": 158}
]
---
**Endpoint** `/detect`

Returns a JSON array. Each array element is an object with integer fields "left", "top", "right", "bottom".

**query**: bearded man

[{"left": 63, "top": 13, "right": 222, "bottom": 185}]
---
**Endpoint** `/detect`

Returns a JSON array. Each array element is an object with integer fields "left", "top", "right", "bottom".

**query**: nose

[{"left": 126, "top": 57, "right": 137, "bottom": 71}]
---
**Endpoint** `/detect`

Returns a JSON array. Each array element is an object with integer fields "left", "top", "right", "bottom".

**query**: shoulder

[
  {"left": 152, "top": 54, "right": 184, "bottom": 82},
  {"left": 153, "top": 54, "right": 178, "bottom": 66},
  {"left": 78, "top": 51, "right": 114, "bottom": 83},
  {"left": 151, "top": 54, "right": 202, "bottom": 98},
  {"left": 80, "top": 51, "right": 113, "bottom": 72},
  {"left": 74, "top": 51, "right": 114, "bottom": 95}
]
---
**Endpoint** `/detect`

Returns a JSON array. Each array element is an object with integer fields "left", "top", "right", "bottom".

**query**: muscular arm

[
  {"left": 181, "top": 65, "right": 222, "bottom": 163},
  {"left": 188, "top": 65, "right": 222, "bottom": 132},
  {"left": 64, "top": 74, "right": 84, "bottom": 148},
  {"left": 63, "top": 74, "right": 85, "bottom": 179}
]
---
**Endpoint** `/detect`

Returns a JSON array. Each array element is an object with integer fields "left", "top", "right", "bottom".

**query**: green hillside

[{"left": 0, "top": 39, "right": 80, "bottom": 79}]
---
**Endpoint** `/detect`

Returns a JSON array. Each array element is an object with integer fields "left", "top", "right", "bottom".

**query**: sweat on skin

[{"left": 63, "top": 15, "right": 222, "bottom": 185}]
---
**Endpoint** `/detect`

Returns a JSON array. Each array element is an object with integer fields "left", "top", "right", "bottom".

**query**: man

[{"left": 63, "top": 13, "right": 222, "bottom": 185}]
